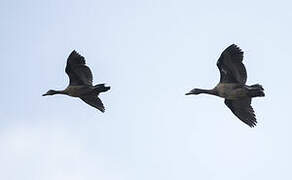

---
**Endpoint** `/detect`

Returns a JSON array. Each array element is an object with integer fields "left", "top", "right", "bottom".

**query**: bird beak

[
  {"left": 42, "top": 93, "right": 48, "bottom": 96},
  {"left": 185, "top": 90, "right": 193, "bottom": 95}
]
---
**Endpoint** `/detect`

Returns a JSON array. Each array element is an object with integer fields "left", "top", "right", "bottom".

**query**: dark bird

[
  {"left": 43, "top": 50, "right": 110, "bottom": 112},
  {"left": 186, "top": 44, "right": 264, "bottom": 127}
]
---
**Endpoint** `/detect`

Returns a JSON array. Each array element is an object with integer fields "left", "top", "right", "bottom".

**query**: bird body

[
  {"left": 215, "top": 83, "right": 246, "bottom": 99},
  {"left": 64, "top": 85, "right": 94, "bottom": 97},
  {"left": 43, "top": 50, "right": 110, "bottom": 113},
  {"left": 186, "top": 44, "right": 264, "bottom": 127}
]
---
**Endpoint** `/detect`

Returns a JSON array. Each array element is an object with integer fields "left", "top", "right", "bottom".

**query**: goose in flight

[
  {"left": 43, "top": 50, "right": 110, "bottom": 112},
  {"left": 186, "top": 44, "right": 264, "bottom": 127}
]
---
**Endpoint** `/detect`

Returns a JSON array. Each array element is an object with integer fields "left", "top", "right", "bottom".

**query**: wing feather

[
  {"left": 80, "top": 95, "right": 105, "bottom": 112},
  {"left": 65, "top": 50, "right": 93, "bottom": 85},
  {"left": 224, "top": 98, "right": 257, "bottom": 127},
  {"left": 217, "top": 44, "right": 247, "bottom": 84}
]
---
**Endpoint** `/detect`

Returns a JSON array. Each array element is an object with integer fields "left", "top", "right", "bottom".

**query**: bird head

[
  {"left": 42, "top": 90, "right": 58, "bottom": 96},
  {"left": 185, "top": 88, "right": 202, "bottom": 95}
]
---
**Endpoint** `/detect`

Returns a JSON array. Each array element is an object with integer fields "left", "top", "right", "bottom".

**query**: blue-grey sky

[{"left": 0, "top": 0, "right": 291, "bottom": 179}]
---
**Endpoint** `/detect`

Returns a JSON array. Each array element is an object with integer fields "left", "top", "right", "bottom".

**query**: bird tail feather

[
  {"left": 94, "top": 84, "right": 111, "bottom": 93},
  {"left": 247, "top": 84, "right": 265, "bottom": 97}
]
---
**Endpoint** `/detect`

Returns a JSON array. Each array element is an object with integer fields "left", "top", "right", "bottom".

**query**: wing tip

[
  {"left": 228, "top": 44, "right": 243, "bottom": 53},
  {"left": 100, "top": 107, "right": 105, "bottom": 113},
  {"left": 70, "top": 49, "right": 78, "bottom": 55},
  {"left": 248, "top": 121, "right": 257, "bottom": 128},
  {"left": 244, "top": 113, "right": 257, "bottom": 128},
  {"left": 67, "top": 49, "right": 86, "bottom": 65}
]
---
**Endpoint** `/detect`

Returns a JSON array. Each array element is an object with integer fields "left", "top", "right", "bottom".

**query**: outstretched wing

[
  {"left": 217, "top": 44, "right": 247, "bottom": 84},
  {"left": 65, "top": 50, "right": 93, "bottom": 86},
  {"left": 224, "top": 98, "right": 257, "bottom": 127},
  {"left": 80, "top": 95, "right": 105, "bottom": 113}
]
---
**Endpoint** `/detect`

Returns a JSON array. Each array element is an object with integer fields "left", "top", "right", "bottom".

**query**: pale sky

[{"left": 1, "top": 0, "right": 292, "bottom": 179}]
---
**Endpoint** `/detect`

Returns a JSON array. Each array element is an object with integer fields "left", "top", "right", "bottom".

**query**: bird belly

[
  {"left": 216, "top": 83, "right": 246, "bottom": 99},
  {"left": 225, "top": 89, "right": 247, "bottom": 100},
  {"left": 65, "top": 86, "right": 91, "bottom": 97}
]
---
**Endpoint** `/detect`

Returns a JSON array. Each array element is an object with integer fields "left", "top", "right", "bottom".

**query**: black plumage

[
  {"left": 186, "top": 44, "right": 264, "bottom": 127},
  {"left": 43, "top": 50, "right": 110, "bottom": 113},
  {"left": 217, "top": 44, "right": 247, "bottom": 84}
]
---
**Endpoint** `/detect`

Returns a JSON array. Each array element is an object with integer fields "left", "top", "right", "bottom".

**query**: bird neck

[
  {"left": 52, "top": 90, "right": 68, "bottom": 95},
  {"left": 196, "top": 88, "right": 217, "bottom": 95}
]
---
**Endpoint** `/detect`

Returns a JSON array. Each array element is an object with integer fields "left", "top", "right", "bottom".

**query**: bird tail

[
  {"left": 247, "top": 84, "right": 265, "bottom": 97},
  {"left": 94, "top": 84, "right": 111, "bottom": 93}
]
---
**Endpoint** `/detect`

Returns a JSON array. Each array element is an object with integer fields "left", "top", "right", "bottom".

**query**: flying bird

[
  {"left": 43, "top": 50, "right": 110, "bottom": 112},
  {"left": 186, "top": 44, "right": 264, "bottom": 127}
]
